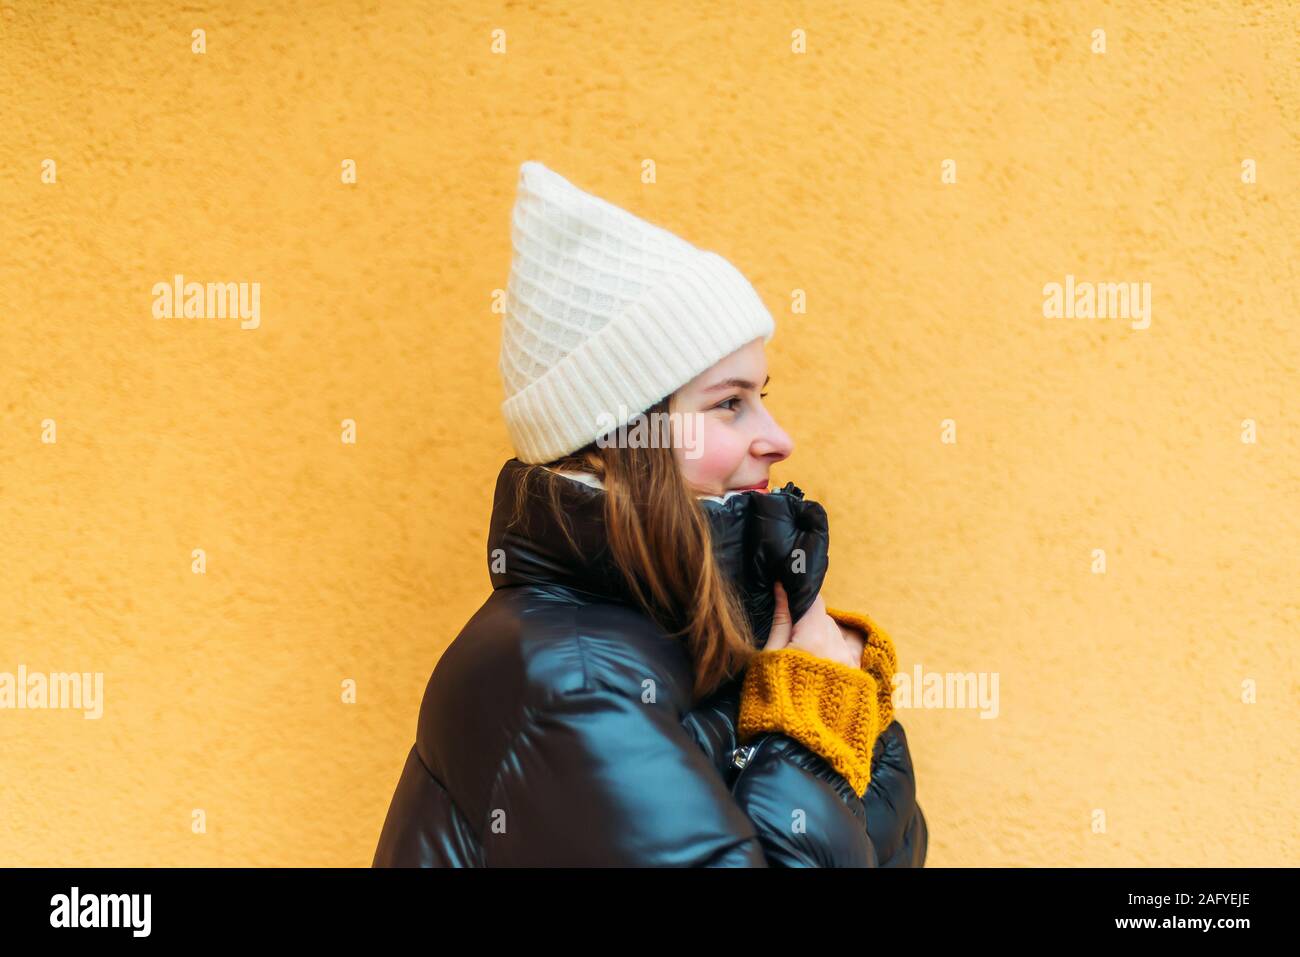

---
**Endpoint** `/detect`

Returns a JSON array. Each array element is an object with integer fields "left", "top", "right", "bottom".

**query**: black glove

[{"left": 699, "top": 482, "right": 830, "bottom": 649}]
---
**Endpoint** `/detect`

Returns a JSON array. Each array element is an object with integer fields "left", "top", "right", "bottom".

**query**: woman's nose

[{"left": 754, "top": 416, "right": 794, "bottom": 461}]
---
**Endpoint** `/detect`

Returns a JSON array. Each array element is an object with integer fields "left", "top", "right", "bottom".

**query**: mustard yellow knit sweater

[{"left": 736, "top": 607, "right": 899, "bottom": 799}]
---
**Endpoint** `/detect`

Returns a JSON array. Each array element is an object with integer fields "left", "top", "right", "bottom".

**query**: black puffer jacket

[{"left": 372, "top": 457, "right": 927, "bottom": 866}]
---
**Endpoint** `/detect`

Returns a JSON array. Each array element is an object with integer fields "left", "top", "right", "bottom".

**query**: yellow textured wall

[{"left": 2, "top": 1, "right": 1296, "bottom": 866}]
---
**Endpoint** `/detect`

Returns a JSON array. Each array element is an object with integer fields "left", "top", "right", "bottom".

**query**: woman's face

[{"left": 668, "top": 337, "right": 794, "bottom": 496}]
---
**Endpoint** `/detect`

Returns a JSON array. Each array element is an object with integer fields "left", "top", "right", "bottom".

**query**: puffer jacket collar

[
  {"left": 485, "top": 457, "right": 830, "bottom": 649},
  {"left": 487, "top": 457, "right": 745, "bottom": 600}
]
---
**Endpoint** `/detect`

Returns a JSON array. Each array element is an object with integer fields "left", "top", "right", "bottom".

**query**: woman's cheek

[{"left": 680, "top": 421, "right": 746, "bottom": 489}]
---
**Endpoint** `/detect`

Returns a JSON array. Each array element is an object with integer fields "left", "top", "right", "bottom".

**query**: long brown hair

[{"left": 509, "top": 396, "right": 757, "bottom": 704}]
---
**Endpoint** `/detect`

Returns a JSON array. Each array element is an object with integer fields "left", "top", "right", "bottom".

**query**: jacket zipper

[{"left": 730, "top": 743, "right": 758, "bottom": 770}]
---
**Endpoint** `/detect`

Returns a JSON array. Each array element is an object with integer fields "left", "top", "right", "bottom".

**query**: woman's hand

[
  {"left": 838, "top": 619, "right": 866, "bottom": 666},
  {"left": 765, "top": 582, "right": 860, "bottom": 670}
]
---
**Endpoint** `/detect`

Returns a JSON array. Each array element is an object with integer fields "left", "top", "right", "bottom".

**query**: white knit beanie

[{"left": 499, "top": 161, "right": 776, "bottom": 464}]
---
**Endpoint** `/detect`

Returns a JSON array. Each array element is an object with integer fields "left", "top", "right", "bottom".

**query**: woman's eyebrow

[{"left": 703, "top": 374, "right": 770, "bottom": 393}]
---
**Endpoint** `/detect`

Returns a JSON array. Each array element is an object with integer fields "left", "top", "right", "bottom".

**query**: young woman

[{"left": 372, "top": 161, "right": 926, "bottom": 867}]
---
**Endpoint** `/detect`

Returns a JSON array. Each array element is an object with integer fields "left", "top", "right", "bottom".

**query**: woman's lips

[{"left": 731, "top": 482, "right": 769, "bottom": 493}]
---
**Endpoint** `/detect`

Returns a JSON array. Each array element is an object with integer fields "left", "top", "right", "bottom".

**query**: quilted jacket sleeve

[
  {"left": 727, "top": 647, "right": 886, "bottom": 866},
  {"left": 827, "top": 605, "right": 928, "bottom": 867},
  {"left": 867, "top": 719, "right": 928, "bottom": 866},
  {"left": 482, "top": 679, "right": 773, "bottom": 866},
  {"left": 482, "top": 611, "right": 919, "bottom": 867},
  {"left": 484, "top": 662, "right": 894, "bottom": 867},
  {"left": 721, "top": 607, "right": 927, "bottom": 867}
]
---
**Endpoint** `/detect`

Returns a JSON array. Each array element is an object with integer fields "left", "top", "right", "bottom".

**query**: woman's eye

[{"left": 717, "top": 391, "right": 768, "bottom": 412}]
